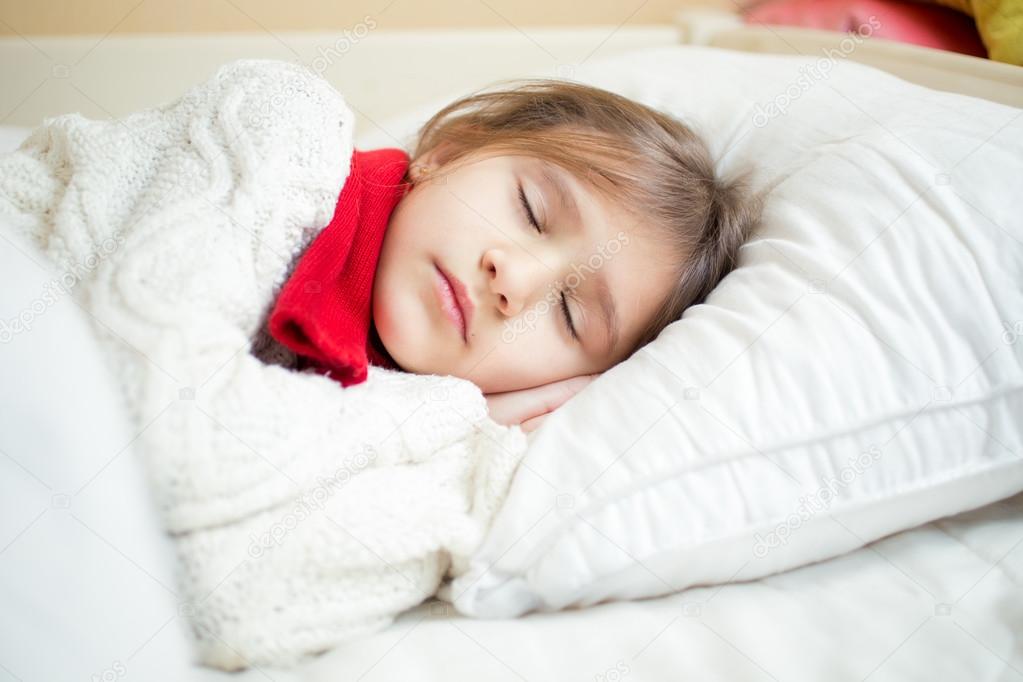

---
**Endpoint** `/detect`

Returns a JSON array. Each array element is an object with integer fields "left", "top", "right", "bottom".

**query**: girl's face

[{"left": 372, "top": 150, "right": 677, "bottom": 394}]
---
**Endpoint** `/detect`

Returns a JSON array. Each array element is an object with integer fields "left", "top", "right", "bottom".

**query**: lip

[{"left": 434, "top": 263, "right": 475, "bottom": 343}]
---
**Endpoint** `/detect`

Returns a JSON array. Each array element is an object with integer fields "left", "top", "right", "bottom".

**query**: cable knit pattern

[{"left": 0, "top": 58, "right": 528, "bottom": 670}]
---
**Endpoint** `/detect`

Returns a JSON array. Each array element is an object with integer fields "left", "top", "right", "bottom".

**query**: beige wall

[{"left": 0, "top": 0, "right": 730, "bottom": 36}]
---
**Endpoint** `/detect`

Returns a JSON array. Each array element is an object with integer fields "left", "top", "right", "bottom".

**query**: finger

[
  {"left": 489, "top": 387, "right": 557, "bottom": 424},
  {"left": 485, "top": 372, "right": 601, "bottom": 425},
  {"left": 536, "top": 373, "right": 600, "bottom": 413},
  {"left": 485, "top": 387, "right": 553, "bottom": 424},
  {"left": 519, "top": 413, "right": 548, "bottom": 433},
  {"left": 484, "top": 392, "right": 533, "bottom": 426}
]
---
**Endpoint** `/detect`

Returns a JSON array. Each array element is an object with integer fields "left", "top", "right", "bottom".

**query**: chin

[
  {"left": 372, "top": 298, "right": 401, "bottom": 362},
  {"left": 378, "top": 331, "right": 414, "bottom": 374}
]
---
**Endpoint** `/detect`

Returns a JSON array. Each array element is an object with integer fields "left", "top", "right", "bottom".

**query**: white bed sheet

[{"left": 238, "top": 491, "right": 1021, "bottom": 681}]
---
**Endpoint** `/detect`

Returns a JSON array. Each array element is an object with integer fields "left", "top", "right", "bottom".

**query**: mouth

[{"left": 433, "top": 262, "right": 475, "bottom": 343}]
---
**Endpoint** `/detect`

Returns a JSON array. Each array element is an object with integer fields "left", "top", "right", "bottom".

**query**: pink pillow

[{"left": 744, "top": 0, "right": 986, "bottom": 58}]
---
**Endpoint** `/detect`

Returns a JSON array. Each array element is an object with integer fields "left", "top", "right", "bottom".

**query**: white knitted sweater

[{"left": 0, "top": 59, "right": 528, "bottom": 670}]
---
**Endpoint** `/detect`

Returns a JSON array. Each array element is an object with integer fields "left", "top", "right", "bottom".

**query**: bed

[{"left": 1, "top": 9, "right": 1021, "bottom": 681}]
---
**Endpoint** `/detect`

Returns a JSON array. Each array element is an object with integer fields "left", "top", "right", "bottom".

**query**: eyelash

[
  {"left": 517, "top": 181, "right": 579, "bottom": 342},
  {"left": 517, "top": 183, "right": 543, "bottom": 233},
  {"left": 560, "top": 292, "right": 580, "bottom": 342}
]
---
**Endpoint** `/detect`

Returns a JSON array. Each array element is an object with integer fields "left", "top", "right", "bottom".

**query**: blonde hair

[{"left": 408, "top": 78, "right": 763, "bottom": 359}]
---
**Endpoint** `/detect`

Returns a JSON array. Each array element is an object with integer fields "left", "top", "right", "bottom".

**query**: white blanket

[{"left": 0, "top": 59, "right": 527, "bottom": 670}]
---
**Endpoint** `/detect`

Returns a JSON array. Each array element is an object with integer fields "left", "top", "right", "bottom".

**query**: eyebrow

[{"left": 538, "top": 163, "right": 620, "bottom": 358}]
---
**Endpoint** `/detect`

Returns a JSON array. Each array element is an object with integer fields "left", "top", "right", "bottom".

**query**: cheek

[
  {"left": 395, "top": 186, "right": 448, "bottom": 237},
  {"left": 386, "top": 198, "right": 423, "bottom": 249},
  {"left": 372, "top": 261, "right": 434, "bottom": 374},
  {"left": 373, "top": 226, "right": 424, "bottom": 341},
  {"left": 371, "top": 264, "right": 403, "bottom": 349},
  {"left": 480, "top": 326, "right": 577, "bottom": 390},
  {"left": 377, "top": 201, "right": 435, "bottom": 298}
]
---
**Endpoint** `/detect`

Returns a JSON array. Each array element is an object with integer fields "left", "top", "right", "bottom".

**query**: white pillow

[{"left": 405, "top": 46, "right": 1021, "bottom": 617}]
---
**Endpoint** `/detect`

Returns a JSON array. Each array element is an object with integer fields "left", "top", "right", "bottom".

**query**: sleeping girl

[
  {"left": 0, "top": 59, "right": 761, "bottom": 668},
  {"left": 263, "top": 77, "right": 763, "bottom": 432}
]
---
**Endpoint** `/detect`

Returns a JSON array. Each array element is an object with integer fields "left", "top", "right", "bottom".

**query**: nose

[{"left": 482, "top": 248, "right": 550, "bottom": 318}]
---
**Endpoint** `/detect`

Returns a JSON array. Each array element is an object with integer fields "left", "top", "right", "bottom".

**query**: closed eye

[
  {"left": 560, "top": 292, "right": 579, "bottom": 341},
  {"left": 518, "top": 182, "right": 542, "bottom": 233},
  {"left": 517, "top": 178, "right": 579, "bottom": 342}
]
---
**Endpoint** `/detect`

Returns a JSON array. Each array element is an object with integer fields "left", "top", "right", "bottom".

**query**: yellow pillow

[{"left": 932, "top": 0, "right": 1023, "bottom": 65}]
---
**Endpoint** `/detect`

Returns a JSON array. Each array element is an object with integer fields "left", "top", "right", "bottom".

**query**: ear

[{"left": 415, "top": 140, "right": 458, "bottom": 173}]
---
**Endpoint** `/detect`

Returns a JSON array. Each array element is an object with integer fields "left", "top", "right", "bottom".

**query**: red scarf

[{"left": 267, "top": 147, "right": 410, "bottom": 387}]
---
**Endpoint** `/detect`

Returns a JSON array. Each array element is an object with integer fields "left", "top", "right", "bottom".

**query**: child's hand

[{"left": 484, "top": 373, "right": 600, "bottom": 433}]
